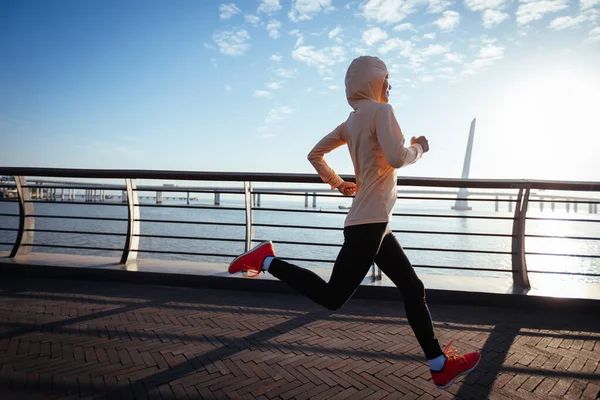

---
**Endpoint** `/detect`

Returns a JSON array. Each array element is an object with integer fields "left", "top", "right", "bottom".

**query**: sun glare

[{"left": 479, "top": 62, "right": 600, "bottom": 180}]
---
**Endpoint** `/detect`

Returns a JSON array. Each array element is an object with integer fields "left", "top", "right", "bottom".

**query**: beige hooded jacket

[{"left": 307, "top": 56, "right": 423, "bottom": 227}]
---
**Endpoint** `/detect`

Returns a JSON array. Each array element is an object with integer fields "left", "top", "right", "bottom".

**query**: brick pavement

[{"left": 0, "top": 277, "right": 598, "bottom": 399}]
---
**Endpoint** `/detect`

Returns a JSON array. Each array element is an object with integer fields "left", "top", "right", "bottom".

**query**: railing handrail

[{"left": 1, "top": 167, "right": 599, "bottom": 191}]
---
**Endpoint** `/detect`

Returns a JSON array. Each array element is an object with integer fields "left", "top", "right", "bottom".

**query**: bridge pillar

[
  {"left": 214, "top": 192, "right": 220, "bottom": 206},
  {"left": 573, "top": 202, "right": 577, "bottom": 213},
  {"left": 305, "top": 192, "right": 308, "bottom": 207},
  {"left": 566, "top": 202, "right": 570, "bottom": 213},
  {"left": 495, "top": 196, "right": 499, "bottom": 212},
  {"left": 595, "top": 204, "right": 598, "bottom": 213},
  {"left": 551, "top": 200, "right": 555, "bottom": 211},
  {"left": 122, "top": 190, "right": 127, "bottom": 202},
  {"left": 539, "top": 201, "right": 544, "bottom": 212},
  {"left": 156, "top": 191, "right": 163, "bottom": 204},
  {"left": 187, "top": 192, "right": 190, "bottom": 205},
  {"left": 508, "top": 196, "right": 513, "bottom": 212},
  {"left": 257, "top": 193, "right": 261, "bottom": 207},
  {"left": 312, "top": 192, "right": 317, "bottom": 208}
]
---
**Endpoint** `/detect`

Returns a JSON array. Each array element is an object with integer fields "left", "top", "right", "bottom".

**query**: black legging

[{"left": 269, "top": 222, "right": 444, "bottom": 360}]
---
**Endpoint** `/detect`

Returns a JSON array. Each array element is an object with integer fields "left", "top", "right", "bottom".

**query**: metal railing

[{"left": 1, "top": 167, "right": 599, "bottom": 290}]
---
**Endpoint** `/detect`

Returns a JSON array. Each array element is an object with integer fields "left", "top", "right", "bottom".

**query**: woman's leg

[
  {"left": 269, "top": 223, "right": 387, "bottom": 310},
  {"left": 374, "top": 232, "right": 443, "bottom": 359}
]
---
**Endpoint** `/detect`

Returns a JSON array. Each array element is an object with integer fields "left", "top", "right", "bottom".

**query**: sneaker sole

[
  {"left": 228, "top": 241, "right": 272, "bottom": 274},
  {"left": 435, "top": 356, "right": 481, "bottom": 390}
]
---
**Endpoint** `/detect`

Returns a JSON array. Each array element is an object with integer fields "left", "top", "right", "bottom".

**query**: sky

[{"left": 1, "top": 0, "right": 599, "bottom": 182}]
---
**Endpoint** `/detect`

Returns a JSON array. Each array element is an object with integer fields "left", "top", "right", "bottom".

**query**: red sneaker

[
  {"left": 228, "top": 241, "right": 275, "bottom": 278},
  {"left": 431, "top": 340, "right": 481, "bottom": 389}
]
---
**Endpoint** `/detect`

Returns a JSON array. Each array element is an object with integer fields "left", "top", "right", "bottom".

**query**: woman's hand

[{"left": 337, "top": 181, "right": 357, "bottom": 196}]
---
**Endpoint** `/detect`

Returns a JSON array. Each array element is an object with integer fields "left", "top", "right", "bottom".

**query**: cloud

[
  {"left": 254, "top": 90, "right": 273, "bottom": 98},
  {"left": 428, "top": 0, "right": 454, "bottom": 13},
  {"left": 289, "top": 0, "right": 334, "bottom": 22},
  {"left": 219, "top": 3, "right": 242, "bottom": 19},
  {"left": 267, "top": 19, "right": 281, "bottom": 38},
  {"left": 362, "top": 27, "right": 389, "bottom": 45},
  {"left": 361, "top": 0, "right": 423, "bottom": 24},
  {"left": 445, "top": 52, "right": 465, "bottom": 63},
  {"left": 420, "top": 43, "right": 451, "bottom": 57},
  {"left": 482, "top": 9, "right": 510, "bottom": 27},
  {"left": 275, "top": 68, "right": 297, "bottom": 78},
  {"left": 586, "top": 26, "right": 600, "bottom": 41},
  {"left": 245, "top": 14, "right": 261, "bottom": 25},
  {"left": 462, "top": 41, "right": 504, "bottom": 74},
  {"left": 464, "top": 0, "right": 507, "bottom": 11},
  {"left": 378, "top": 38, "right": 414, "bottom": 55},
  {"left": 213, "top": 30, "right": 251, "bottom": 56},
  {"left": 265, "top": 106, "right": 294, "bottom": 123},
  {"left": 329, "top": 26, "right": 342, "bottom": 40},
  {"left": 393, "top": 23, "right": 415, "bottom": 31},
  {"left": 549, "top": 15, "right": 588, "bottom": 30},
  {"left": 423, "top": 32, "right": 437, "bottom": 39},
  {"left": 258, "top": 0, "right": 282, "bottom": 14},
  {"left": 271, "top": 54, "right": 283, "bottom": 62},
  {"left": 516, "top": 0, "right": 568, "bottom": 25},
  {"left": 328, "top": 85, "right": 340, "bottom": 90},
  {"left": 292, "top": 45, "right": 346, "bottom": 69},
  {"left": 266, "top": 81, "right": 284, "bottom": 89},
  {"left": 434, "top": 10, "right": 460, "bottom": 31},
  {"left": 581, "top": 0, "right": 600, "bottom": 9}
]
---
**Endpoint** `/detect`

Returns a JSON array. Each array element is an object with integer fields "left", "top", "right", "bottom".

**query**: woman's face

[{"left": 381, "top": 74, "right": 391, "bottom": 103}]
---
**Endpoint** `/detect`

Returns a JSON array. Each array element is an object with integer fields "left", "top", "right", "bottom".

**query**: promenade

[{"left": 0, "top": 277, "right": 598, "bottom": 399}]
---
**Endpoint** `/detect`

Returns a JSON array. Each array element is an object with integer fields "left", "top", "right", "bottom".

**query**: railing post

[
  {"left": 244, "top": 182, "right": 254, "bottom": 252},
  {"left": 120, "top": 178, "right": 140, "bottom": 265},
  {"left": 10, "top": 176, "right": 34, "bottom": 257},
  {"left": 511, "top": 187, "right": 531, "bottom": 289}
]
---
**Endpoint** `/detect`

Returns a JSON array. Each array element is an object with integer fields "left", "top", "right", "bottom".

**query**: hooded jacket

[{"left": 307, "top": 56, "right": 423, "bottom": 227}]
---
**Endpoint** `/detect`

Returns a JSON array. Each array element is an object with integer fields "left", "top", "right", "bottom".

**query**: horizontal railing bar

[
  {"left": 136, "top": 249, "right": 238, "bottom": 257},
  {"left": 525, "top": 234, "right": 600, "bottom": 241},
  {"left": 0, "top": 242, "right": 14, "bottom": 246},
  {"left": 22, "top": 244, "right": 121, "bottom": 251},
  {"left": 22, "top": 185, "right": 126, "bottom": 191},
  {"left": 136, "top": 219, "right": 245, "bottom": 227},
  {"left": 392, "top": 213, "right": 515, "bottom": 220},
  {"left": 4, "top": 167, "right": 600, "bottom": 191},
  {"left": 253, "top": 223, "right": 343, "bottom": 231},
  {"left": 0, "top": 228, "right": 18, "bottom": 231},
  {"left": 25, "top": 200, "right": 127, "bottom": 206},
  {"left": 411, "top": 264, "right": 514, "bottom": 273},
  {"left": 393, "top": 230, "right": 513, "bottom": 238},
  {"left": 24, "top": 229, "right": 126, "bottom": 237},
  {"left": 528, "top": 270, "right": 600, "bottom": 277},
  {"left": 253, "top": 207, "right": 346, "bottom": 215},
  {"left": 255, "top": 239, "right": 340, "bottom": 247},
  {"left": 135, "top": 204, "right": 245, "bottom": 211},
  {"left": 135, "top": 234, "right": 244, "bottom": 243},
  {"left": 28, "top": 215, "right": 128, "bottom": 222},
  {"left": 526, "top": 217, "right": 600, "bottom": 223},
  {"left": 385, "top": 246, "right": 511, "bottom": 255},
  {"left": 0, "top": 199, "right": 18, "bottom": 202},
  {"left": 525, "top": 252, "right": 600, "bottom": 258},
  {"left": 0, "top": 184, "right": 17, "bottom": 188},
  {"left": 0, "top": 213, "right": 19, "bottom": 217}
]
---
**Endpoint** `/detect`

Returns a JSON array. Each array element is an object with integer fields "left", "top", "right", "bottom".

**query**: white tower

[{"left": 452, "top": 118, "right": 476, "bottom": 211}]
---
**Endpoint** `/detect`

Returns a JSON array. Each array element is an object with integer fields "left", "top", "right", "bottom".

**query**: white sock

[
  {"left": 262, "top": 256, "right": 274, "bottom": 271},
  {"left": 428, "top": 355, "right": 446, "bottom": 371}
]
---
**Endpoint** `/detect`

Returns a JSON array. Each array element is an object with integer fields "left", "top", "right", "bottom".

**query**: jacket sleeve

[
  {"left": 307, "top": 123, "right": 346, "bottom": 190},
  {"left": 374, "top": 104, "right": 423, "bottom": 168}
]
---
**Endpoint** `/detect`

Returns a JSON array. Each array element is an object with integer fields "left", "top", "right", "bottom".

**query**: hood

[{"left": 345, "top": 56, "right": 388, "bottom": 110}]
